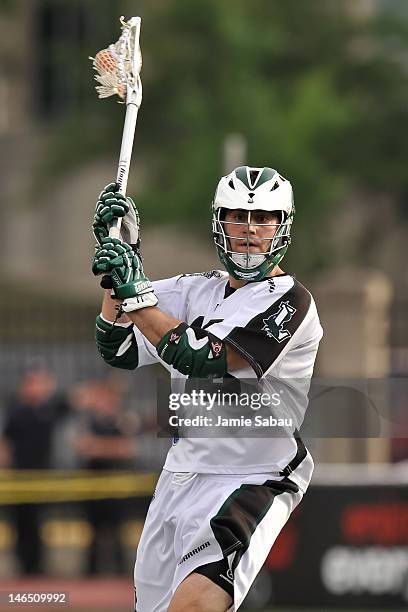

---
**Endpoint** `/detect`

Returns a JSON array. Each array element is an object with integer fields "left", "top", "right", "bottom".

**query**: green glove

[
  {"left": 93, "top": 238, "right": 158, "bottom": 312},
  {"left": 92, "top": 182, "right": 140, "bottom": 251}
]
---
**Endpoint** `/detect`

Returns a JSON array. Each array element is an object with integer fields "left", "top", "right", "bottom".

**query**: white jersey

[{"left": 131, "top": 271, "right": 322, "bottom": 493}]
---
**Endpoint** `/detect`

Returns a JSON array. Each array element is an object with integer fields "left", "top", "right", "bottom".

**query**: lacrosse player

[{"left": 92, "top": 166, "right": 323, "bottom": 612}]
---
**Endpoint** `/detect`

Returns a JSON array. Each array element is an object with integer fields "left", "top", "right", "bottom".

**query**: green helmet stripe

[
  {"left": 255, "top": 167, "right": 277, "bottom": 187},
  {"left": 234, "top": 166, "right": 278, "bottom": 190},
  {"left": 234, "top": 166, "right": 251, "bottom": 189}
]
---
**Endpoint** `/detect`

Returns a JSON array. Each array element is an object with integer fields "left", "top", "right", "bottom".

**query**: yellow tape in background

[{"left": 0, "top": 470, "right": 157, "bottom": 504}]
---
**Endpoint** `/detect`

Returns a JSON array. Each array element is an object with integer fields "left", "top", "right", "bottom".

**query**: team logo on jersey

[
  {"left": 210, "top": 340, "right": 223, "bottom": 358},
  {"left": 169, "top": 332, "right": 181, "bottom": 343},
  {"left": 262, "top": 301, "right": 297, "bottom": 342}
]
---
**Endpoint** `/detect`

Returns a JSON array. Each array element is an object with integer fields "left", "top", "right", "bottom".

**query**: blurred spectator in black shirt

[
  {"left": 1, "top": 366, "right": 68, "bottom": 469},
  {"left": 0, "top": 363, "right": 69, "bottom": 574},
  {"left": 73, "top": 378, "right": 136, "bottom": 471},
  {"left": 72, "top": 377, "right": 138, "bottom": 574}
]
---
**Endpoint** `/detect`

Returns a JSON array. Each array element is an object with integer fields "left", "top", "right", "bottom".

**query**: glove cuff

[
  {"left": 121, "top": 293, "right": 158, "bottom": 312},
  {"left": 114, "top": 279, "right": 153, "bottom": 299}
]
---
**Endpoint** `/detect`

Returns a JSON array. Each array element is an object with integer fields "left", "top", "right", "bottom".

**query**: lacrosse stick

[{"left": 90, "top": 16, "right": 142, "bottom": 240}]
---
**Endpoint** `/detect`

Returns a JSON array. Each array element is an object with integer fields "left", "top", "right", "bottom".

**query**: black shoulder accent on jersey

[
  {"left": 224, "top": 279, "right": 312, "bottom": 378},
  {"left": 190, "top": 316, "right": 204, "bottom": 328}
]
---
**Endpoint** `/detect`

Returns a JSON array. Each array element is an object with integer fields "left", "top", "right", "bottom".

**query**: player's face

[{"left": 223, "top": 209, "right": 279, "bottom": 254}]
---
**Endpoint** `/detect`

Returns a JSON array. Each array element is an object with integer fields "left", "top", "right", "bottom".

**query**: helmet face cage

[{"left": 212, "top": 207, "right": 293, "bottom": 280}]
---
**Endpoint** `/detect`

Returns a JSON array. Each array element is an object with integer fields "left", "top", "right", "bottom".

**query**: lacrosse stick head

[{"left": 90, "top": 16, "right": 142, "bottom": 105}]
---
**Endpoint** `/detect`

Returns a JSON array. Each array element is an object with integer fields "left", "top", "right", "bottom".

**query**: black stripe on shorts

[{"left": 210, "top": 477, "right": 299, "bottom": 571}]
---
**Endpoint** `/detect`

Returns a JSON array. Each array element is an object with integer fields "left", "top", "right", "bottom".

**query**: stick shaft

[{"left": 109, "top": 102, "right": 139, "bottom": 238}]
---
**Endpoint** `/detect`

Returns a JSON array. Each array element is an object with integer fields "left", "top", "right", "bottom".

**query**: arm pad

[
  {"left": 95, "top": 315, "right": 138, "bottom": 370},
  {"left": 156, "top": 323, "right": 227, "bottom": 378}
]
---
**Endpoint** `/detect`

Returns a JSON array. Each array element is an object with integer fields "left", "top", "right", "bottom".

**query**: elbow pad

[
  {"left": 156, "top": 323, "right": 227, "bottom": 378},
  {"left": 95, "top": 315, "right": 138, "bottom": 370}
]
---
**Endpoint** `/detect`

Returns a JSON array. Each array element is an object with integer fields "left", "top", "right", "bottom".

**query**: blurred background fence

[{"left": 1, "top": 0, "right": 408, "bottom": 609}]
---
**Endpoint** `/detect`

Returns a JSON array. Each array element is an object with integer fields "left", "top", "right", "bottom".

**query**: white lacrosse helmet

[{"left": 212, "top": 166, "right": 295, "bottom": 281}]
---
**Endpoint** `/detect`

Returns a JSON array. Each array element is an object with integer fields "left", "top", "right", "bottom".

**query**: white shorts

[{"left": 134, "top": 469, "right": 303, "bottom": 611}]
